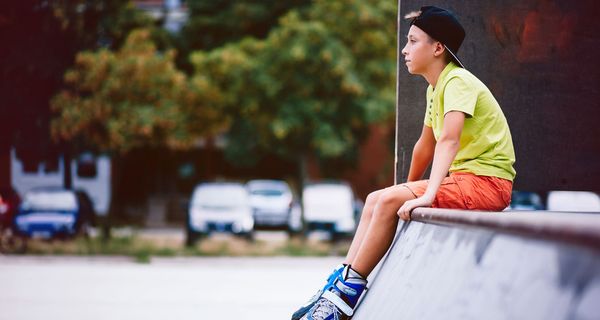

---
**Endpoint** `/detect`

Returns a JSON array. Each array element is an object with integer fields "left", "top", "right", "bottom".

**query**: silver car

[
  {"left": 247, "top": 180, "right": 302, "bottom": 234},
  {"left": 302, "top": 181, "right": 356, "bottom": 239},
  {"left": 186, "top": 182, "right": 254, "bottom": 246}
]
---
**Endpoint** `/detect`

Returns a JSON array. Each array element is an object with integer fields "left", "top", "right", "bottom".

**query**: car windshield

[
  {"left": 250, "top": 189, "right": 284, "bottom": 197},
  {"left": 248, "top": 181, "right": 289, "bottom": 197},
  {"left": 192, "top": 185, "right": 248, "bottom": 209},
  {"left": 513, "top": 192, "right": 541, "bottom": 206},
  {"left": 304, "top": 185, "right": 353, "bottom": 212},
  {"left": 21, "top": 191, "right": 77, "bottom": 211}
]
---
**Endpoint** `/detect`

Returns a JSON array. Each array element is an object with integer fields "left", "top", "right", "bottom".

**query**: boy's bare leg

[
  {"left": 351, "top": 185, "right": 416, "bottom": 277},
  {"left": 343, "top": 188, "right": 386, "bottom": 265}
]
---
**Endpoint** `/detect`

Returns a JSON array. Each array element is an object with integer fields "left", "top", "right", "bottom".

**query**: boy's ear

[{"left": 433, "top": 42, "right": 446, "bottom": 57}]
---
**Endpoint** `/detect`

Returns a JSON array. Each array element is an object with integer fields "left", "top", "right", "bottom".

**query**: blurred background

[
  {"left": 1, "top": 0, "right": 599, "bottom": 319},
  {"left": 0, "top": 1, "right": 396, "bottom": 318},
  {"left": 0, "top": 0, "right": 397, "bottom": 241}
]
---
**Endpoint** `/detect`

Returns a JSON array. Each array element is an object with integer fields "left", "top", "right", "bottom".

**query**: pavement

[
  {"left": 0, "top": 255, "right": 342, "bottom": 320},
  {"left": 92, "top": 226, "right": 332, "bottom": 243}
]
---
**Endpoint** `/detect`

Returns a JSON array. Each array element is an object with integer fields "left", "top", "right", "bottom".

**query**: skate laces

[
  {"left": 303, "top": 265, "right": 344, "bottom": 307},
  {"left": 302, "top": 288, "right": 323, "bottom": 307},
  {"left": 310, "top": 298, "right": 341, "bottom": 320}
]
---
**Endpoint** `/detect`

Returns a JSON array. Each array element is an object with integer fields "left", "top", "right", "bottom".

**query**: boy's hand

[{"left": 397, "top": 195, "right": 434, "bottom": 220}]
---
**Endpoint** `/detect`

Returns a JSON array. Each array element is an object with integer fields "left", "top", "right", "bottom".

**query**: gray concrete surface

[
  {"left": 354, "top": 221, "right": 600, "bottom": 320},
  {"left": 0, "top": 256, "right": 341, "bottom": 320}
]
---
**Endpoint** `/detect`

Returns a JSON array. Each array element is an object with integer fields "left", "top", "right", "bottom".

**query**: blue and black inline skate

[{"left": 294, "top": 265, "right": 367, "bottom": 320}]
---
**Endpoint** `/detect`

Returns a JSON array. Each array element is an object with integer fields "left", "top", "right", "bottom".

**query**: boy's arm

[
  {"left": 407, "top": 125, "right": 436, "bottom": 182},
  {"left": 398, "top": 111, "right": 465, "bottom": 220}
]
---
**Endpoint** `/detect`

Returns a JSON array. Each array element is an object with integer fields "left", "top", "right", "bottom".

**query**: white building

[{"left": 11, "top": 149, "right": 111, "bottom": 216}]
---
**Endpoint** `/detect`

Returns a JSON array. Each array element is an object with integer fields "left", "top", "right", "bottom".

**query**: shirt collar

[{"left": 432, "top": 61, "right": 459, "bottom": 91}]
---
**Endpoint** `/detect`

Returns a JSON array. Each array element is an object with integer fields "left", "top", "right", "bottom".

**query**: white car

[
  {"left": 186, "top": 182, "right": 254, "bottom": 246},
  {"left": 302, "top": 182, "right": 356, "bottom": 239},
  {"left": 546, "top": 191, "right": 600, "bottom": 212},
  {"left": 247, "top": 180, "right": 302, "bottom": 234}
]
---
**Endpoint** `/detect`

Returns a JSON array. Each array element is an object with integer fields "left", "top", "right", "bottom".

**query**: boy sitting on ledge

[{"left": 292, "top": 6, "right": 516, "bottom": 320}]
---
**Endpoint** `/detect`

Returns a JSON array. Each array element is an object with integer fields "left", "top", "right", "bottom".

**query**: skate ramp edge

[{"left": 353, "top": 209, "right": 600, "bottom": 320}]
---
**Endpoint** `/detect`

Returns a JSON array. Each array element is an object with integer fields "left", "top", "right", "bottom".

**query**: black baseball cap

[{"left": 409, "top": 6, "right": 466, "bottom": 68}]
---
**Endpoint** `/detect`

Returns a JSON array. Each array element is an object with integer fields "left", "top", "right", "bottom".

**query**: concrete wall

[
  {"left": 395, "top": 0, "right": 600, "bottom": 193},
  {"left": 354, "top": 220, "right": 600, "bottom": 319}
]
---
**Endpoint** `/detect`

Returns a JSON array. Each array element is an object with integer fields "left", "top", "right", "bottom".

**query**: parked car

[
  {"left": 302, "top": 181, "right": 356, "bottom": 239},
  {"left": 547, "top": 191, "right": 600, "bottom": 212},
  {"left": 0, "top": 186, "right": 26, "bottom": 253},
  {"left": 186, "top": 182, "right": 254, "bottom": 246},
  {"left": 247, "top": 179, "right": 302, "bottom": 234},
  {"left": 0, "top": 186, "right": 21, "bottom": 228},
  {"left": 509, "top": 191, "right": 544, "bottom": 210},
  {"left": 14, "top": 187, "right": 95, "bottom": 239}
]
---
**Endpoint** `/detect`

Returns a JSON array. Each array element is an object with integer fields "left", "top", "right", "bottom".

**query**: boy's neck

[{"left": 423, "top": 61, "right": 449, "bottom": 89}]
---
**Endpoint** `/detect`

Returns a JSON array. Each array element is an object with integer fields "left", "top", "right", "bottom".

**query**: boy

[{"left": 292, "top": 6, "right": 516, "bottom": 320}]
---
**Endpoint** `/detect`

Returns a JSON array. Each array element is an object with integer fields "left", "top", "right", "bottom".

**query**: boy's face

[{"left": 402, "top": 25, "right": 437, "bottom": 75}]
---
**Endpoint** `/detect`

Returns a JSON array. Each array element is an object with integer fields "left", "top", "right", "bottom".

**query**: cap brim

[{"left": 444, "top": 45, "right": 465, "bottom": 68}]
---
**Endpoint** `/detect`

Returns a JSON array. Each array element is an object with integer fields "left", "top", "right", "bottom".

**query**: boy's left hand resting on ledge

[{"left": 397, "top": 195, "right": 434, "bottom": 221}]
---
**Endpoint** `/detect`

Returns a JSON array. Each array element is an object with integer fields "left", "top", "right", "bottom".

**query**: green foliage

[
  {"left": 182, "top": 0, "right": 311, "bottom": 51},
  {"left": 51, "top": 29, "right": 225, "bottom": 153},
  {"left": 307, "top": 0, "right": 397, "bottom": 122},
  {"left": 49, "top": 0, "right": 397, "bottom": 172},
  {"left": 50, "top": 0, "right": 155, "bottom": 50},
  {"left": 1, "top": 0, "right": 162, "bottom": 162},
  {"left": 190, "top": 0, "right": 397, "bottom": 168}
]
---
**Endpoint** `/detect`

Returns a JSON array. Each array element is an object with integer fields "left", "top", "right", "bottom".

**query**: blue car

[
  {"left": 15, "top": 187, "right": 94, "bottom": 239},
  {"left": 509, "top": 191, "right": 544, "bottom": 211}
]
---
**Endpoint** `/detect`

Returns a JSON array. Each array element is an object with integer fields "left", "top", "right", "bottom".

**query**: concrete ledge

[
  {"left": 353, "top": 210, "right": 600, "bottom": 320},
  {"left": 411, "top": 208, "right": 600, "bottom": 250}
]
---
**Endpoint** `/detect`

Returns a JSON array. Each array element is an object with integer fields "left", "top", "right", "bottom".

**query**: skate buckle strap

[{"left": 322, "top": 290, "right": 354, "bottom": 316}]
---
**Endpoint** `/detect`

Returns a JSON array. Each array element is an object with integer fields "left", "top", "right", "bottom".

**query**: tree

[
  {"left": 51, "top": 29, "right": 224, "bottom": 153},
  {"left": 175, "top": 0, "right": 311, "bottom": 73},
  {"left": 182, "top": 0, "right": 311, "bottom": 50},
  {"left": 51, "top": 28, "right": 226, "bottom": 235},
  {"left": 190, "top": 0, "right": 397, "bottom": 180},
  {"left": 0, "top": 0, "right": 158, "bottom": 187}
]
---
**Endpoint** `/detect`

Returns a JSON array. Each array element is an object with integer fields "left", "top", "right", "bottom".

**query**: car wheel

[
  {"left": 303, "top": 226, "right": 312, "bottom": 239},
  {"left": 286, "top": 224, "right": 300, "bottom": 238},
  {"left": 330, "top": 231, "right": 338, "bottom": 243},
  {"left": 0, "top": 227, "right": 27, "bottom": 254},
  {"left": 185, "top": 227, "right": 199, "bottom": 247},
  {"left": 286, "top": 226, "right": 294, "bottom": 238},
  {"left": 77, "top": 221, "right": 91, "bottom": 239},
  {"left": 242, "top": 231, "right": 255, "bottom": 242}
]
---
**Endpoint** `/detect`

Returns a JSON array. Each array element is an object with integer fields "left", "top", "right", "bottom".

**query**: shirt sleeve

[{"left": 443, "top": 77, "right": 477, "bottom": 117}]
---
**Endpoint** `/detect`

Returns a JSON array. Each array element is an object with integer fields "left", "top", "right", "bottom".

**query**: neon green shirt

[{"left": 424, "top": 62, "right": 516, "bottom": 181}]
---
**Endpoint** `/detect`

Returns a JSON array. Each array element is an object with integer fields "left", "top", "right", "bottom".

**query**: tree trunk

[
  {"left": 102, "top": 153, "right": 121, "bottom": 241},
  {"left": 62, "top": 144, "right": 73, "bottom": 190}
]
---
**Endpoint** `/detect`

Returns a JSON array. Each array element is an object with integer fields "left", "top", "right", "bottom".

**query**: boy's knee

[
  {"left": 366, "top": 188, "right": 390, "bottom": 207},
  {"left": 377, "top": 191, "right": 399, "bottom": 208},
  {"left": 365, "top": 190, "right": 381, "bottom": 204},
  {"left": 373, "top": 191, "right": 402, "bottom": 220}
]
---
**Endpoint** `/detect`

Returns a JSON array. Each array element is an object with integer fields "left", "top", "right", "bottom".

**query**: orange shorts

[{"left": 403, "top": 172, "right": 513, "bottom": 211}]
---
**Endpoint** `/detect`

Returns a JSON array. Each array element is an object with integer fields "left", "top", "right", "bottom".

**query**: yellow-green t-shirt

[{"left": 424, "top": 62, "right": 516, "bottom": 181}]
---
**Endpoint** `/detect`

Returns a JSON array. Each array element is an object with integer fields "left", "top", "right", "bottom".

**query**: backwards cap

[{"left": 409, "top": 6, "right": 466, "bottom": 68}]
